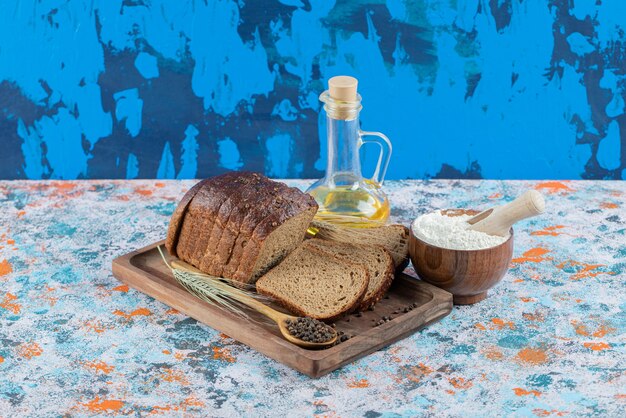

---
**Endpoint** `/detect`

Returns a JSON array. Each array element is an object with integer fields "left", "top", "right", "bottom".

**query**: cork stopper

[{"left": 328, "top": 76, "right": 358, "bottom": 102}]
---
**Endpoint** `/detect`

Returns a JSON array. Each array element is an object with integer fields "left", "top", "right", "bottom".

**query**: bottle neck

[{"left": 326, "top": 115, "right": 361, "bottom": 180}]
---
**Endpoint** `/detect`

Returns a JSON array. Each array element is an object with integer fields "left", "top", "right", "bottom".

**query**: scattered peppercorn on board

[{"left": 112, "top": 241, "right": 453, "bottom": 378}]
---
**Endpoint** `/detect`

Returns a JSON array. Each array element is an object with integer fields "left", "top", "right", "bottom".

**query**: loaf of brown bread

[
  {"left": 174, "top": 172, "right": 257, "bottom": 266},
  {"left": 166, "top": 172, "right": 318, "bottom": 284}
]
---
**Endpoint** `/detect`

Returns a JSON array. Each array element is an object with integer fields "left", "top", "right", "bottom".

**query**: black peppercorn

[{"left": 285, "top": 317, "right": 335, "bottom": 343}]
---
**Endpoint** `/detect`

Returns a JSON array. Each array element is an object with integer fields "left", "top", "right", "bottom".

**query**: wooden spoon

[
  {"left": 467, "top": 190, "right": 545, "bottom": 237},
  {"left": 170, "top": 260, "right": 337, "bottom": 349}
]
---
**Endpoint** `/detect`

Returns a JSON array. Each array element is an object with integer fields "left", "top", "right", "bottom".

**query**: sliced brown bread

[
  {"left": 304, "top": 239, "right": 395, "bottom": 311},
  {"left": 384, "top": 224, "right": 410, "bottom": 270},
  {"left": 166, "top": 172, "right": 318, "bottom": 283},
  {"left": 227, "top": 185, "right": 317, "bottom": 283},
  {"left": 171, "top": 174, "right": 239, "bottom": 262},
  {"left": 177, "top": 172, "right": 257, "bottom": 266},
  {"left": 256, "top": 245, "right": 369, "bottom": 322},
  {"left": 310, "top": 221, "right": 410, "bottom": 270},
  {"left": 198, "top": 174, "right": 275, "bottom": 275},
  {"left": 205, "top": 180, "right": 299, "bottom": 277}
]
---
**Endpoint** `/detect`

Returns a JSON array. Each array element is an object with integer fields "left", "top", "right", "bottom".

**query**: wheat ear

[{"left": 157, "top": 246, "right": 270, "bottom": 320}]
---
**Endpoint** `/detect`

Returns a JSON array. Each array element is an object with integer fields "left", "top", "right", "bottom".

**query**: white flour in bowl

[{"left": 412, "top": 211, "right": 509, "bottom": 250}]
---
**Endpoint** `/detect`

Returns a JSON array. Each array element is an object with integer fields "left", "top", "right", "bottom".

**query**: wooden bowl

[{"left": 409, "top": 209, "right": 514, "bottom": 305}]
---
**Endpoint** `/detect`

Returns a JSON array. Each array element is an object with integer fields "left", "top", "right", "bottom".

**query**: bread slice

[
  {"left": 256, "top": 245, "right": 369, "bottom": 322},
  {"left": 228, "top": 185, "right": 317, "bottom": 283},
  {"left": 304, "top": 239, "right": 394, "bottom": 311},
  {"left": 310, "top": 221, "right": 410, "bottom": 270},
  {"left": 382, "top": 224, "right": 410, "bottom": 270}
]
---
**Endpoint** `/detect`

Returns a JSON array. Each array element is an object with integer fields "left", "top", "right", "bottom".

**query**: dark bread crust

[
  {"left": 199, "top": 174, "right": 275, "bottom": 275},
  {"left": 177, "top": 172, "right": 255, "bottom": 268},
  {"left": 179, "top": 175, "right": 233, "bottom": 266},
  {"left": 231, "top": 189, "right": 318, "bottom": 282},
  {"left": 165, "top": 179, "right": 209, "bottom": 257},
  {"left": 211, "top": 180, "right": 293, "bottom": 277},
  {"left": 176, "top": 208, "right": 200, "bottom": 262},
  {"left": 256, "top": 246, "right": 369, "bottom": 323}
]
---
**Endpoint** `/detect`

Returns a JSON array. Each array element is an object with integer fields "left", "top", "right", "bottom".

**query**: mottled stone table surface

[{"left": 0, "top": 180, "right": 624, "bottom": 417}]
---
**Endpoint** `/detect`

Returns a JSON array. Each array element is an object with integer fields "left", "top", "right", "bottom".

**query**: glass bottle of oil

[{"left": 307, "top": 76, "right": 392, "bottom": 227}]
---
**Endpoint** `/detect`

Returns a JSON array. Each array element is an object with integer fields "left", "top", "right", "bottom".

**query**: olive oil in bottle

[
  {"left": 307, "top": 76, "right": 392, "bottom": 227},
  {"left": 308, "top": 183, "right": 390, "bottom": 227}
]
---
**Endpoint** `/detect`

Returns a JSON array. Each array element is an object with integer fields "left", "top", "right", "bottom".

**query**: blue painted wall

[{"left": 0, "top": 0, "right": 624, "bottom": 180}]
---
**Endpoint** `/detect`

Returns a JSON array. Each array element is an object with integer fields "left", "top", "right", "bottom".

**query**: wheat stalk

[{"left": 157, "top": 246, "right": 269, "bottom": 320}]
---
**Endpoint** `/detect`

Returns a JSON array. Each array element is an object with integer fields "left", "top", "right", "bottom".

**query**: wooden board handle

[{"left": 468, "top": 190, "right": 545, "bottom": 237}]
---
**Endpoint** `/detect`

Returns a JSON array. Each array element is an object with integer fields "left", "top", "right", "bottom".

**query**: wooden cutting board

[{"left": 112, "top": 241, "right": 453, "bottom": 378}]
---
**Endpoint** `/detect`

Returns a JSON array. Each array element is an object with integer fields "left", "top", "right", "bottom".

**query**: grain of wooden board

[{"left": 112, "top": 241, "right": 453, "bottom": 378}]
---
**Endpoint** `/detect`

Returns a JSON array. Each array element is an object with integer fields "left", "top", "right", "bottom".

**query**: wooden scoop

[
  {"left": 467, "top": 190, "right": 545, "bottom": 237},
  {"left": 170, "top": 260, "right": 337, "bottom": 349}
]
